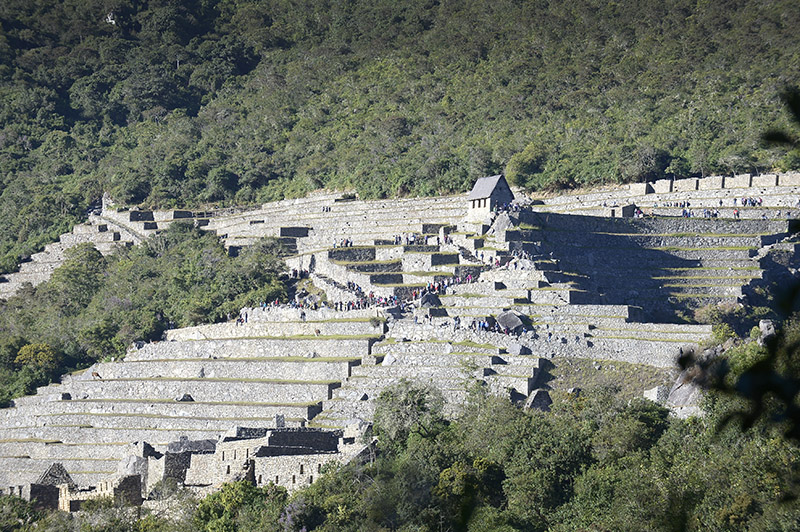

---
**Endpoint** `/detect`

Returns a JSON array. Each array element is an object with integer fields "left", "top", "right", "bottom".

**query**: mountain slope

[{"left": 1, "top": 0, "right": 799, "bottom": 271}]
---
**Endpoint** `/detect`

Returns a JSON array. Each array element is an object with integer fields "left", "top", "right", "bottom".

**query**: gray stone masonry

[
  {"left": 57, "top": 378, "right": 336, "bottom": 404},
  {"left": 3, "top": 177, "right": 799, "bottom": 500},
  {"left": 164, "top": 320, "right": 383, "bottom": 341},
  {"left": 126, "top": 337, "right": 373, "bottom": 361},
  {"left": 2, "top": 398, "right": 320, "bottom": 423},
  {"left": 87, "top": 358, "right": 357, "bottom": 383}
]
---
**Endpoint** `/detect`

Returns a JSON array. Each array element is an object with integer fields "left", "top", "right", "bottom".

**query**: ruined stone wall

[
  {"left": 164, "top": 319, "right": 383, "bottom": 341},
  {"left": 254, "top": 454, "right": 341, "bottom": 492}
]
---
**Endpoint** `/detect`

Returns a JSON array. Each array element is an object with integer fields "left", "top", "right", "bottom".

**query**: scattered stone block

[
  {"left": 507, "top": 342, "right": 531, "bottom": 356},
  {"left": 524, "top": 389, "right": 552, "bottom": 411},
  {"left": 643, "top": 385, "right": 670, "bottom": 404},
  {"left": 758, "top": 319, "right": 776, "bottom": 346}
]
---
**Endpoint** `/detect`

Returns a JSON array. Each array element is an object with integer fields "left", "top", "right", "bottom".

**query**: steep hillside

[{"left": 1, "top": 0, "right": 799, "bottom": 272}]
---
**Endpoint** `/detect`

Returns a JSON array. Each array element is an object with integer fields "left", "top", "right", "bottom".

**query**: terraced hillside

[
  {"left": 0, "top": 173, "right": 798, "bottom": 502},
  {"left": 0, "top": 309, "right": 382, "bottom": 491}
]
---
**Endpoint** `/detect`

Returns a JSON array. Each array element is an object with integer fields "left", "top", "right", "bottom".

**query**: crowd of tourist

[{"left": 735, "top": 196, "right": 763, "bottom": 207}]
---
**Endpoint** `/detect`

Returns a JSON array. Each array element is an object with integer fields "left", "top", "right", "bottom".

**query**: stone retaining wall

[
  {"left": 164, "top": 320, "right": 383, "bottom": 341},
  {"left": 9, "top": 398, "right": 320, "bottom": 421},
  {"left": 60, "top": 379, "right": 336, "bottom": 403},
  {"left": 125, "top": 338, "right": 373, "bottom": 361},
  {"left": 95, "top": 359, "right": 356, "bottom": 382}
]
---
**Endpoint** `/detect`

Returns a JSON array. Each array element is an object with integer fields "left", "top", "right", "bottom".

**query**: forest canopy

[{"left": 1, "top": 0, "right": 799, "bottom": 271}]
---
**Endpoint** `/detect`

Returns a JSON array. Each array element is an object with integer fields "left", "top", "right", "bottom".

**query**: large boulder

[
  {"left": 643, "top": 385, "right": 670, "bottom": 404},
  {"left": 488, "top": 213, "right": 515, "bottom": 236},
  {"left": 419, "top": 293, "right": 442, "bottom": 308},
  {"left": 666, "top": 371, "right": 704, "bottom": 418},
  {"left": 523, "top": 389, "right": 552, "bottom": 411},
  {"left": 507, "top": 342, "right": 531, "bottom": 356},
  {"left": 497, "top": 310, "right": 523, "bottom": 332},
  {"left": 758, "top": 319, "right": 777, "bottom": 346}
]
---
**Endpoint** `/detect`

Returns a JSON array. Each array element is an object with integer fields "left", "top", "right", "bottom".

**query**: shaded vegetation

[
  {"left": 1, "top": 0, "right": 800, "bottom": 272},
  {"left": 0, "top": 223, "right": 286, "bottom": 406}
]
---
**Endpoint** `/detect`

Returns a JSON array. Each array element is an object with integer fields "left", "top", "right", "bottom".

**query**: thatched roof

[{"left": 36, "top": 462, "right": 75, "bottom": 487}]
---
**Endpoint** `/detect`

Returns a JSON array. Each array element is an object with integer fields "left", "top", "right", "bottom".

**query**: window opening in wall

[
  {"left": 309, "top": 476, "right": 313, "bottom": 483},
  {"left": 258, "top": 475, "right": 262, "bottom": 485},
  {"left": 233, "top": 450, "right": 237, "bottom": 460},
  {"left": 275, "top": 476, "right": 279, "bottom": 484},
  {"left": 317, "top": 463, "right": 322, "bottom": 473},
  {"left": 222, "top": 451, "right": 225, "bottom": 461},
  {"left": 226, "top": 465, "right": 230, "bottom": 474},
  {"left": 300, "top": 464, "right": 304, "bottom": 474},
  {"left": 292, "top": 475, "right": 296, "bottom": 484},
  {"left": 246, "top": 449, "right": 249, "bottom": 458}
]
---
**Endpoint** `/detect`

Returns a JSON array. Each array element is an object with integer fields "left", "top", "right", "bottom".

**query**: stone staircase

[
  {"left": 311, "top": 336, "right": 547, "bottom": 428},
  {"left": 492, "top": 211, "right": 793, "bottom": 320}
]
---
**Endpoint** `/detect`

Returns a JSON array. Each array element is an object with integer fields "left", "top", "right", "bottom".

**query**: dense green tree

[
  {"left": 14, "top": 342, "right": 60, "bottom": 374},
  {"left": 1, "top": 0, "right": 799, "bottom": 273}
]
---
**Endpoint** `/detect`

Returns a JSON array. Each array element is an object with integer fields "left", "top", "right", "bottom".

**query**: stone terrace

[
  {"left": 533, "top": 172, "right": 800, "bottom": 219},
  {"left": 202, "top": 192, "right": 467, "bottom": 255},
  {"left": 0, "top": 207, "right": 194, "bottom": 300},
  {"left": 0, "top": 309, "right": 383, "bottom": 489},
  {"left": 1, "top": 174, "right": 799, "bottom": 496}
]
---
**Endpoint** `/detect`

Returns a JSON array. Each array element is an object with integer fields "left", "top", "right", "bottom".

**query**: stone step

[
  {"left": 587, "top": 326, "right": 710, "bottom": 342},
  {"left": 17, "top": 261, "right": 62, "bottom": 274},
  {"left": 59, "top": 231, "right": 121, "bottom": 246},
  {"left": 163, "top": 319, "right": 384, "bottom": 341},
  {"left": 656, "top": 275, "right": 758, "bottom": 286},
  {"left": 90, "top": 358, "right": 357, "bottom": 382},
  {"left": 211, "top": 204, "right": 466, "bottom": 231},
  {"left": 571, "top": 233, "right": 766, "bottom": 249},
  {"left": 557, "top": 254, "right": 759, "bottom": 270},
  {"left": 58, "top": 378, "right": 338, "bottom": 403},
  {"left": 0, "top": 441, "right": 135, "bottom": 461},
  {"left": 373, "top": 340, "right": 497, "bottom": 356},
  {"left": 95, "top": 241, "right": 135, "bottom": 255},
  {"left": 126, "top": 337, "right": 374, "bottom": 361},
  {"left": 0, "top": 425, "right": 226, "bottom": 448},
  {"left": 3, "top": 397, "right": 321, "bottom": 422},
  {"left": 349, "top": 364, "right": 538, "bottom": 397},
  {"left": 0, "top": 271, "right": 51, "bottom": 287},
  {"left": 0, "top": 457, "right": 118, "bottom": 475},
  {"left": 358, "top": 352, "right": 508, "bottom": 368},
  {"left": 350, "top": 362, "right": 478, "bottom": 378},
  {"left": 28, "top": 411, "right": 296, "bottom": 432},
  {"left": 71, "top": 223, "right": 109, "bottom": 234}
]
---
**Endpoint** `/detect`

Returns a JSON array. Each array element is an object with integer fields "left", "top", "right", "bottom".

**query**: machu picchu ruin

[{"left": 1, "top": 171, "right": 799, "bottom": 512}]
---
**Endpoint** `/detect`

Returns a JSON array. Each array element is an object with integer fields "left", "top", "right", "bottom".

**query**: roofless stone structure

[{"left": 0, "top": 172, "right": 798, "bottom": 510}]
